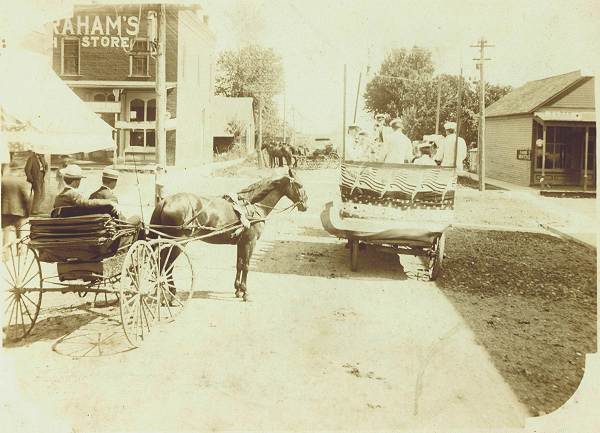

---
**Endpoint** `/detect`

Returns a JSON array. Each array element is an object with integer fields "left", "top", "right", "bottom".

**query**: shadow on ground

[
  {"left": 436, "top": 227, "right": 597, "bottom": 416},
  {"left": 249, "top": 237, "right": 428, "bottom": 280}
]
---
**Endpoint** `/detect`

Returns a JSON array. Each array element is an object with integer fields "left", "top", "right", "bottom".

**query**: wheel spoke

[
  {"left": 159, "top": 286, "right": 174, "bottom": 318},
  {"left": 5, "top": 295, "right": 16, "bottom": 325},
  {"left": 20, "top": 271, "right": 39, "bottom": 290},
  {"left": 3, "top": 258, "right": 17, "bottom": 285},
  {"left": 161, "top": 245, "right": 173, "bottom": 274},
  {"left": 20, "top": 256, "right": 36, "bottom": 286},
  {"left": 3, "top": 274, "right": 17, "bottom": 289},
  {"left": 9, "top": 245, "right": 18, "bottom": 285},
  {"left": 142, "top": 297, "right": 156, "bottom": 320},
  {"left": 140, "top": 296, "right": 151, "bottom": 333},
  {"left": 20, "top": 297, "right": 34, "bottom": 323}
]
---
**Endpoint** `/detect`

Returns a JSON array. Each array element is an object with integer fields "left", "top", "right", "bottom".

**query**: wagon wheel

[
  {"left": 119, "top": 241, "right": 159, "bottom": 347},
  {"left": 350, "top": 239, "right": 359, "bottom": 272},
  {"left": 148, "top": 239, "right": 195, "bottom": 322},
  {"left": 428, "top": 233, "right": 446, "bottom": 281},
  {"left": 2, "top": 241, "right": 43, "bottom": 342}
]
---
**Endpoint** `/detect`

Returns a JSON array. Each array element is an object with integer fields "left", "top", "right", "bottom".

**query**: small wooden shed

[{"left": 485, "top": 71, "right": 595, "bottom": 187}]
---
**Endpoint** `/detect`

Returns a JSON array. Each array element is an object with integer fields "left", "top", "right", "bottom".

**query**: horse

[
  {"left": 149, "top": 168, "right": 308, "bottom": 301},
  {"left": 265, "top": 143, "right": 294, "bottom": 168}
]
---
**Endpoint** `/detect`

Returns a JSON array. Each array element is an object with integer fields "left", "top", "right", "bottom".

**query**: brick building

[
  {"left": 485, "top": 71, "right": 596, "bottom": 187},
  {"left": 51, "top": 2, "right": 215, "bottom": 166}
]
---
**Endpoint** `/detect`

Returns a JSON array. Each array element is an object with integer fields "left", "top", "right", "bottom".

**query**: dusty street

[{"left": 2, "top": 164, "right": 595, "bottom": 432}]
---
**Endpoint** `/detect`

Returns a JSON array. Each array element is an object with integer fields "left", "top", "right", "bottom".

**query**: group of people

[{"left": 345, "top": 114, "right": 468, "bottom": 171}]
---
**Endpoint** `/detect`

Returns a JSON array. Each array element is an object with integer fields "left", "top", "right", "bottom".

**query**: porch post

[
  {"left": 583, "top": 126, "right": 589, "bottom": 191},
  {"left": 541, "top": 125, "right": 547, "bottom": 181}
]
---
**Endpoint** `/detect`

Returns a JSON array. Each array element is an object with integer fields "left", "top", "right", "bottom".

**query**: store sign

[
  {"left": 53, "top": 15, "right": 140, "bottom": 48},
  {"left": 516, "top": 149, "right": 531, "bottom": 160}
]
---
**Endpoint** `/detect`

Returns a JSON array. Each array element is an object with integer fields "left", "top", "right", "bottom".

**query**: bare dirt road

[{"left": 2, "top": 165, "right": 594, "bottom": 432}]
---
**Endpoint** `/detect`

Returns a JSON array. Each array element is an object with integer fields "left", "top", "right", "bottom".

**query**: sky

[
  {"left": 1, "top": 0, "right": 598, "bottom": 135},
  {"left": 203, "top": 0, "right": 600, "bottom": 134}
]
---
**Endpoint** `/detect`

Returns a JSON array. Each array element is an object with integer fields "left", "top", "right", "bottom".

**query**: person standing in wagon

[
  {"left": 435, "top": 121, "right": 467, "bottom": 171},
  {"left": 383, "top": 118, "right": 413, "bottom": 163}
]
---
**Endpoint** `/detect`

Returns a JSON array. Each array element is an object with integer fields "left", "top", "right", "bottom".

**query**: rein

[{"left": 146, "top": 200, "right": 303, "bottom": 241}]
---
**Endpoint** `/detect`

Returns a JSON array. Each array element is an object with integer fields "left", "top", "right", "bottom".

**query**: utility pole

[
  {"left": 471, "top": 37, "right": 493, "bottom": 191},
  {"left": 353, "top": 72, "right": 362, "bottom": 123},
  {"left": 342, "top": 64, "right": 347, "bottom": 161},
  {"left": 283, "top": 93, "right": 286, "bottom": 144},
  {"left": 291, "top": 106, "right": 296, "bottom": 146},
  {"left": 257, "top": 98, "right": 264, "bottom": 168},
  {"left": 435, "top": 79, "right": 441, "bottom": 135},
  {"left": 155, "top": 4, "right": 167, "bottom": 204}
]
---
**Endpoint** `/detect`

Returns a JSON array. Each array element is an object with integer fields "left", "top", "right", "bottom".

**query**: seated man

[
  {"left": 89, "top": 167, "right": 120, "bottom": 202},
  {"left": 413, "top": 138, "right": 438, "bottom": 166},
  {"left": 53, "top": 164, "right": 119, "bottom": 217}
]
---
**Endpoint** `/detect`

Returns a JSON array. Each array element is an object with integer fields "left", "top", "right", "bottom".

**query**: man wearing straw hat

[
  {"left": 413, "top": 136, "right": 438, "bottom": 166},
  {"left": 436, "top": 121, "right": 467, "bottom": 171},
  {"left": 90, "top": 167, "right": 120, "bottom": 202}
]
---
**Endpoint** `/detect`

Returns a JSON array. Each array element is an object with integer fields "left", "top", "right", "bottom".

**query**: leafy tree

[
  {"left": 363, "top": 47, "right": 512, "bottom": 145},
  {"left": 215, "top": 45, "right": 285, "bottom": 164},
  {"left": 226, "top": 118, "right": 245, "bottom": 145}
]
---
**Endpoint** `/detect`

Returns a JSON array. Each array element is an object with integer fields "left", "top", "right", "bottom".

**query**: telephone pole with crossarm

[{"left": 471, "top": 38, "right": 493, "bottom": 191}]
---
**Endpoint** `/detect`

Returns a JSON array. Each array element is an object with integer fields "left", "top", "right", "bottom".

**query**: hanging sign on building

[
  {"left": 53, "top": 15, "right": 140, "bottom": 49},
  {"left": 516, "top": 149, "right": 531, "bottom": 160}
]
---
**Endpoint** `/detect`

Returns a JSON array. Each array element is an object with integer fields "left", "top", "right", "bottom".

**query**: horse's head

[{"left": 283, "top": 167, "right": 308, "bottom": 211}]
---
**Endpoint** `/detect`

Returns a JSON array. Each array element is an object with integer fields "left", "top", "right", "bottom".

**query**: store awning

[
  {"left": 534, "top": 111, "right": 596, "bottom": 124},
  {"left": 0, "top": 48, "right": 116, "bottom": 154}
]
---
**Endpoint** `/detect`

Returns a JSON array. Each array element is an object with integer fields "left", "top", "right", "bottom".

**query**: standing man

[
  {"left": 435, "top": 121, "right": 467, "bottom": 171},
  {"left": 345, "top": 124, "right": 361, "bottom": 160},
  {"left": 373, "top": 113, "right": 388, "bottom": 144},
  {"left": 2, "top": 162, "right": 31, "bottom": 251},
  {"left": 383, "top": 118, "right": 412, "bottom": 163},
  {"left": 24, "top": 148, "right": 48, "bottom": 215},
  {"left": 89, "top": 167, "right": 120, "bottom": 202}
]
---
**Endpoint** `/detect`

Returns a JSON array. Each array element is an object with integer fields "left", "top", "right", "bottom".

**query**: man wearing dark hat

[
  {"left": 53, "top": 164, "right": 116, "bottom": 211},
  {"left": 90, "top": 167, "right": 120, "bottom": 202}
]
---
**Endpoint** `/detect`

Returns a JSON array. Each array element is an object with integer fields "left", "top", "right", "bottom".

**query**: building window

[
  {"left": 61, "top": 38, "right": 80, "bottom": 76},
  {"left": 130, "top": 129, "right": 145, "bottom": 147},
  {"left": 146, "top": 130, "right": 156, "bottom": 147},
  {"left": 130, "top": 99, "right": 145, "bottom": 121},
  {"left": 146, "top": 99, "right": 156, "bottom": 121},
  {"left": 127, "top": 96, "right": 157, "bottom": 149},
  {"left": 129, "top": 39, "right": 150, "bottom": 77},
  {"left": 93, "top": 93, "right": 106, "bottom": 102}
]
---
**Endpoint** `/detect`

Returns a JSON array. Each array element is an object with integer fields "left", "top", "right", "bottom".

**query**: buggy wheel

[
  {"left": 119, "top": 241, "right": 159, "bottom": 347},
  {"left": 148, "top": 239, "right": 195, "bottom": 322},
  {"left": 2, "top": 241, "right": 43, "bottom": 342},
  {"left": 350, "top": 239, "right": 359, "bottom": 272},
  {"left": 428, "top": 233, "right": 446, "bottom": 281}
]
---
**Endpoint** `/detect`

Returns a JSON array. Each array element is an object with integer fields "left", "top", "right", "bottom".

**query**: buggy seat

[{"left": 29, "top": 205, "right": 139, "bottom": 263}]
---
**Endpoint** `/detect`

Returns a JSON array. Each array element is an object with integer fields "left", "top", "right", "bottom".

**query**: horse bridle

[{"left": 287, "top": 175, "right": 306, "bottom": 209}]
